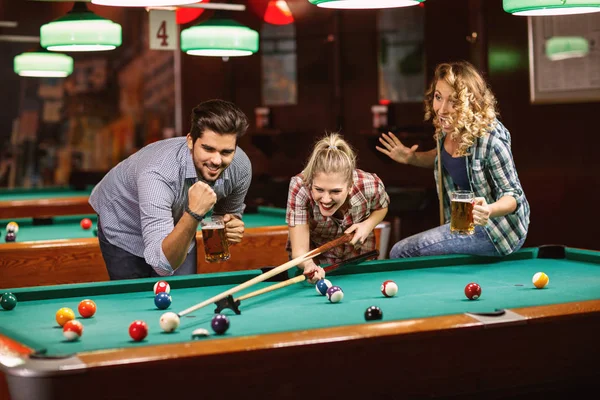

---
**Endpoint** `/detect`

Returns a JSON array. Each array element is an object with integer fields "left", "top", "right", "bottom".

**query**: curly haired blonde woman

[{"left": 376, "top": 61, "right": 530, "bottom": 257}]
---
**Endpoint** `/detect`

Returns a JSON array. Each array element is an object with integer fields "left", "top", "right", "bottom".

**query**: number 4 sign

[{"left": 149, "top": 10, "right": 177, "bottom": 50}]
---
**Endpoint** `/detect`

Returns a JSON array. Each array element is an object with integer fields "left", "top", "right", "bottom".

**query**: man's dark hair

[{"left": 189, "top": 99, "right": 249, "bottom": 142}]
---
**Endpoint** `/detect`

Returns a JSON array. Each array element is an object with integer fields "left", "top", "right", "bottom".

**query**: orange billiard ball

[
  {"left": 56, "top": 307, "right": 75, "bottom": 327},
  {"left": 80, "top": 218, "right": 93, "bottom": 230},
  {"left": 63, "top": 320, "right": 84, "bottom": 341},
  {"left": 78, "top": 299, "right": 97, "bottom": 318}
]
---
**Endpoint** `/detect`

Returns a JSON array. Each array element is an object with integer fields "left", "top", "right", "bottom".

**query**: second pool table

[
  {"left": 0, "top": 186, "right": 94, "bottom": 220},
  {"left": 0, "top": 246, "right": 598, "bottom": 399},
  {"left": 0, "top": 207, "right": 390, "bottom": 288}
]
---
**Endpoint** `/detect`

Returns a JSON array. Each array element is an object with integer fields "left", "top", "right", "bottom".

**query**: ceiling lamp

[
  {"left": 546, "top": 36, "right": 589, "bottom": 60},
  {"left": 40, "top": 2, "right": 122, "bottom": 52},
  {"left": 14, "top": 50, "right": 74, "bottom": 78},
  {"left": 264, "top": 1, "right": 294, "bottom": 25},
  {"left": 180, "top": 17, "right": 259, "bottom": 57},
  {"left": 308, "top": 0, "right": 425, "bottom": 9},
  {"left": 92, "top": 0, "right": 198, "bottom": 6},
  {"left": 503, "top": 0, "right": 600, "bottom": 16}
]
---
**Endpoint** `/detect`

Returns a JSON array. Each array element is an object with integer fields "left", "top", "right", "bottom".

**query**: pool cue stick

[
  {"left": 178, "top": 232, "right": 353, "bottom": 317},
  {"left": 436, "top": 136, "right": 444, "bottom": 226},
  {"left": 236, "top": 249, "right": 380, "bottom": 302},
  {"left": 214, "top": 249, "right": 380, "bottom": 314}
]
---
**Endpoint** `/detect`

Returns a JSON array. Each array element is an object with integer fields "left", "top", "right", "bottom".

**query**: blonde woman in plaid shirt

[
  {"left": 377, "top": 61, "right": 530, "bottom": 258},
  {"left": 286, "top": 133, "right": 390, "bottom": 283}
]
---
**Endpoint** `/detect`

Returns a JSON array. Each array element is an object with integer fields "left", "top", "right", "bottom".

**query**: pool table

[
  {"left": 0, "top": 208, "right": 390, "bottom": 288},
  {"left": 0, "top": 187, "right": 94, "bottom": 220},
  {"left": 0, "top": 246, "right": 598, "bottom": 400}
]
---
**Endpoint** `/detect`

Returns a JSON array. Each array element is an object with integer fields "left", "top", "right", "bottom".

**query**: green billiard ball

[
  {"left": 0, "top": 292, "right": 17, "bottom": 310},
  {"left": 93, "top": 227, "right": 98, "bottom": 237}
]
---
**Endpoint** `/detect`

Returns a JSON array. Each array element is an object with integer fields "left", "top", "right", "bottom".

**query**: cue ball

[
  {"left": 464, "top": 282, "right": 482, "bottom": 300},
  {"left": 129, "top": 320, "right": 148, "bottom": 341},
  {"left": 364, "top": 305, "right": 383, "bottom": 321},
  {"left": 191, "top": 328, "right": 210, "bottom": 340},
  {"left": 56, "top": 307, "right": 76, "bottom": 327},
  {"left": 78, "top": 299, "right": 96, "bottom": 318},
  {"left": 381, "top": 280, "right": 398, "bottom": 297},
  {"left": 326, "top": 286, "right": 344, "bottom": 303},
  {"left": 80, "top": 218, "right": 92, "bottom": 230},
  {"left": 315, "top": 279, "right": 332, "bottom": 296},
  {"left": 211, "top": 314, "right": 230, "bottom": 335},
  {"left": 0, "top": 292, "right": 17, "bottom": 310},
  {"left": 154, "top": 292, "right": 172, "bottom": 310},
  {"left": 532, "top": 272, "right": 549, "bottom": 289},
  {"left": 159, "top": 312, "right": 180, "bottom": 333},
  {"left": 63, "top": 320, "right": 84, "bottom": 341},
  {"left": 154, "top": 280, "right": 171, "bottom": 295}
]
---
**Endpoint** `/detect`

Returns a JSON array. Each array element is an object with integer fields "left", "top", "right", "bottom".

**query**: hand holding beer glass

[
  {"left": 201, "top": 215, "right": 231, "bottom": 263},
  {"left": 450, "top": 190, "right": 475, "bottom": 235}
]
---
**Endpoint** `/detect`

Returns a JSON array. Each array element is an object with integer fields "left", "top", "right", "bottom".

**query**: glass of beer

[
  {"left": 450, "top": 190, "right": 475, "bottom": 235},
  {"left": 200, "top": 215, "right": 230, "bottom": 263}
]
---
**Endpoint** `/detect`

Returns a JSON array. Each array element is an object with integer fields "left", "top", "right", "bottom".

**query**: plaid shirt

[
  {"left": 286, "top": 169, "right": 390, "bottom": 265},
  {"left": 434, "top": 120, "right": 530, "bottom": 256}
]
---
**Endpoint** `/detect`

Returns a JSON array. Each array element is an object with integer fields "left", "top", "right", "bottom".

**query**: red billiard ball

[
  {"left": 78, "top": 299, "right": 97, "bottom": 318},
  {"left": 129, "top": 320, "right": 148, "bottom": 342},
  {"left": 80, "top": 218, "right": 93, "bottom": 230},
  {"left": 464, "top": 282, "right": 482, "bottom": 300}
]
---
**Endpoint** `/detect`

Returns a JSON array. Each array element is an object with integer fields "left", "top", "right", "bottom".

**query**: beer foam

[
  {"left": 452, "top": 198, "right": 473, "bottom": 203},
  {"left": 201, "top": 223, "right": 224, "bottom": 230}
]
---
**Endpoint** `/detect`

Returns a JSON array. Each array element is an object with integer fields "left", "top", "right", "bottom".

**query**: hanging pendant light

[
  {"left": 92, "top": 0, "right": 198, "bottom": 6},
  {"left": 503, "top": 0, "right": 600, "bottom": 16},
  {"left": 40, "top": 2, "right": 122, "bottom": 52},
  {"left": 264, "top": 1, "right": 294, "bottom": 25},
  {"left": 546, "top": 36, "right": 589, "bottom": 60},
  {"left": 180, "top": 16, "right": 259, "bottom": 57},
  {"left": 308, "top": 0, "right": 425, "bottom": 9},
  {"left": 14, "top": 50, "right": 74, "bottom": 77}
]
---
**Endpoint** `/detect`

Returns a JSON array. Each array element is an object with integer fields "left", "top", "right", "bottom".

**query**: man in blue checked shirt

[{"left": 90, "top": 99, "right": 252, "bottom": 279}]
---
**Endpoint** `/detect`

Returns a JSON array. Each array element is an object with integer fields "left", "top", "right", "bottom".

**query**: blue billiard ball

[
  {"left": 154, "top": 292, "right": 172, "bottom": 310},
  {"left": 315, "top": 279, "right": 332, "bottom": 296},
  {"left": 211, "top": 314, "right": 230, "bottom": 335}
]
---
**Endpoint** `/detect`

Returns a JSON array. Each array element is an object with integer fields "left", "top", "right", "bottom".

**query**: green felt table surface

[
  {"left": 0, "top": 247, "right": 598, "bottom": 357},
  {"left": 0, "top": 207, "right": 286, "bottom": 243},
  {"left": 0, "top": 186, "right": 93, "bottom": 201}
]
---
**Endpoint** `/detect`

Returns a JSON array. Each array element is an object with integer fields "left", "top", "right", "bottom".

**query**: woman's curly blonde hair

[{"left": 424, "top": 61, "right": 498, "bottom": 156}]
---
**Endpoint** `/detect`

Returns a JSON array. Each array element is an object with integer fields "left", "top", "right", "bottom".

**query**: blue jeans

[
  {"left": 389, "top": 224, "right": 525, "bottom": 258},
  {"left": 97, "top": 217, "right": 197, "bottom": 280}
]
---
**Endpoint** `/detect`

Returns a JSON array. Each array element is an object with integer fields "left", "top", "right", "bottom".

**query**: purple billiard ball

[
  {"left": 211, "top": 314, "right": 230, "bottom": 335},
  {"left": 154, "top": 292, "right": 172, "bottom": 310},
  {"left": 5, "top": 232, "right": 16, "bottom": 242},
  {"left": 326, "top": 285, "right": 344, "bottom": 303}
]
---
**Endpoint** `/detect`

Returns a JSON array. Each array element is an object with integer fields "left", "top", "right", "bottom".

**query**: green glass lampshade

[
  {"left": 14, "top": 51, "right": 74, "bottom": 77},
  {"left": 546, "top": 36, "right": 589, "bottom": 60},
  {"left": 40, "top": 3, "right": 122, "bottom": 52},
  {"left": 309, "top": 0, "right": 425, "bottom": 9},
  {"left": 181, "top": 19, "right": 259, "bottom": 57},
  {"left": 503, "top": 0, "right": 600, "bottom": 15},
  {"left": 92, "top": 0, "right": 198, "bottom": 6}
]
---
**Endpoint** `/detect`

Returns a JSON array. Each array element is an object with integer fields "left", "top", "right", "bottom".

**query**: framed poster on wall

[{"left": 528, "top": 13, "right": 600, "bottom": 104}]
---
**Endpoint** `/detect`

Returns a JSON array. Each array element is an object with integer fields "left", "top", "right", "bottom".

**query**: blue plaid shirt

[
  {"left": 89, "top": 137, "right": 252, "bottom": 275},
  {"left": 434, "top": 120, "right": 530, "bottom": 255}
]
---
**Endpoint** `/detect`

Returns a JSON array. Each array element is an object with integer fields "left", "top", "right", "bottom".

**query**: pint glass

[
  {"left": 450, "top": 190, "right": 475, "bottom": 235},
  {"left": 201, "top": 215, "right": 230, "bottom": 263}
]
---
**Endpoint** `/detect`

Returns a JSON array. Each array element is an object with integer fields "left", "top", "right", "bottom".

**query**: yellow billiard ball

[
  {"left": 532, "top": 272, "right": 549, "bottom": 289},
  {"left": 56, "top": 307, "right": 76, "bottom": 327}
]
